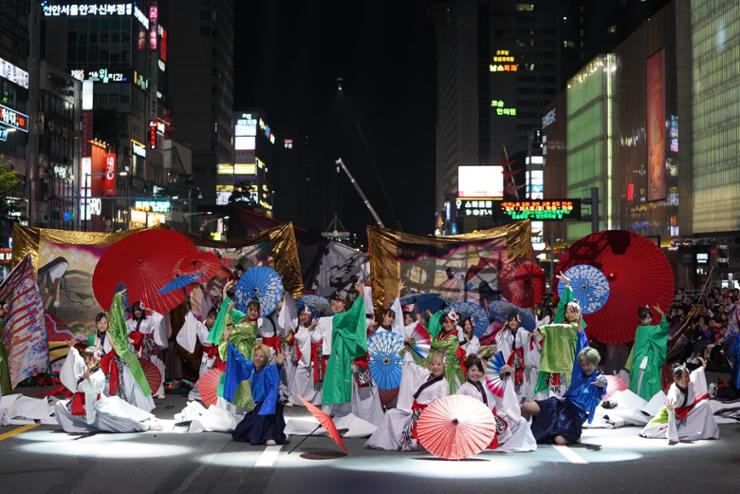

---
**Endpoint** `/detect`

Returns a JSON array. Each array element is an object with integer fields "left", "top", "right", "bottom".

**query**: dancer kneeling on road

[{"left": 521, "top": 347, "right": 606, "bottom": 445}]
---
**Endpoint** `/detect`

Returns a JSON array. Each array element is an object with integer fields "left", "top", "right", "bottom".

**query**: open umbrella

[
  {"left": 93, "top": 229, "right": 199, "bottom": 313},
  {"left": 498, "top": 260, "right": 546, "bottom": 308},
  {"left": 368, "top": 332, "right": 404, "bottom": 390},
  {"left": 235, "top": 266, "right": 284, "bottom": 316},
  {"left": 486, "top": 300, "right": 536, "bottom": 331},
  {"left": 555, "top": 264, "right": 610, "bottom": 315},
  {"left": 400, "top": 293, "right": 447, "bottom": 314},
  {"left": 138, "top": 358, "right": 162, "bottom": 395},
  {"left": 288, "top": 396, "right": 348, "bottom": 455},
  {"left": 485, "top": 351, "right": 508, "bottom": 398},
  {"left": 416, "top": 395, "right": 497, "bottom": 460},
  {"left": 297, "top": 294, "right": 334, "bottom": 316},
  {"left": 158, "top": 272, "right": 204, "bottom": 295},
  {"left": 408, "top": 323, "right": 432, "bottom": 360},
  {"left": 556, "top": 230, "right": 674, "bottom": 344},
  {"left": 198, "top": 368, "right": 223, "bottom": 407},
  {"left": 175, "top": 252, "right": 227, "bottom": 281},
  {"left": 447, "top": 302, "right": 490, "bottom": 337}
]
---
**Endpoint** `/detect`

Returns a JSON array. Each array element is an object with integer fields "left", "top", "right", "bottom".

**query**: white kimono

[
  {"left": 640, "top": 367, "right": 719, "bottom": 442},
  {"left": 458, "top": 333, "right": 481, "bottom": 356},
  {"left": 288, "top": 324, "right": 322, "bottom": 405},
  {"left": 177, "top": 311, "right": 216, "bottom": 401},
  {"left": 127, "top": 312, "right": 167, "bottom": 397},
  {"left": 495, "top": 327, "right": 535, "bottom": 401},
  {"left": 55, "top": 348, "right": 154, "bottom": 433},
  {"left": 365, "top": 359, "right": 448, "bottom": 450}
]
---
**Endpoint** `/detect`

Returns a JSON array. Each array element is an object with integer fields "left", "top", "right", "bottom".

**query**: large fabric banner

[
  {"left": 228, "top": 205, "right": 367, "bottom": 298},
  {"left": 12, "top": 223, "right": 302, "bottom": 364},
  {"left": 647, "top": 49, "right": 666, "bottom": 202},
  {"left": 0, "top": 255, "right": 49, "bottom": 386},
  {"left": 367, "top": 221, "right": 533, "bottom": 313}
]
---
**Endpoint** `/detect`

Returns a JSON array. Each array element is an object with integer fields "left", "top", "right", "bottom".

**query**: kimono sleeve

[
  {"left": 223, "top": 343, "right": 255, "bottom": 404},
  {"left": 257, "top": 364, "right": 281, "bottom": 416},
  {"left": 60, "top": 347, "right": 86, "bottom": 393}
]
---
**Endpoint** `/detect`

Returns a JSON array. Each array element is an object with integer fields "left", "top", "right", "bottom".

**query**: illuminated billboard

[
  {"left": 646, "top": 49, "right": 666, "bottom": 201},
  {"left": 457, "top": 166, "right": 503, "bottom": 198},
  {"left": 499, "top": 199, "right": 581, "bottom": 221}
]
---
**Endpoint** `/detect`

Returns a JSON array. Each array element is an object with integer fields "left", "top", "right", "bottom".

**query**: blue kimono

[
  {"left": 531, "top": 365, "right": 606, "bottom": 444},
  {"left": 226, "top": 343, "right": 286, "bottom": 445}
]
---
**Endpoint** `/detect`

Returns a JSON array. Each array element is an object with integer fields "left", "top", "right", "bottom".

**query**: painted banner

[
  {"left": 228, "top": 205, "right": 368, "bottom": 298},
  {"left": 0, "top": 255, "right": 49, "bottom": 386},
  {"left": 11, "top": 223, "right": 302, "bottom": 365},
  {"left": 367, "top": 221, "right": 533, "bottom": 313},
  {"left": 647, "top": 49, "right": 666, "bottom": 201}
]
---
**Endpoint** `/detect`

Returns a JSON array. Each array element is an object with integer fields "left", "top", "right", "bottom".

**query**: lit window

[
  {"left": 516, "top": 3, "right": 535, "bottom": 12},
  {"left": 563, "top": 40, "right": 575, "bottom": 48},
  {"left": 608, "top": 25, "right": 617, "bottom": 33}
]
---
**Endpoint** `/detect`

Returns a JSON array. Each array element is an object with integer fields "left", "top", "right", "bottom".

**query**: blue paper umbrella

[
  {"left": 235, "top": 266, "right": 284, "bottom": 316},
  {"left": 297, "top": 294, "right": 334, "bottom": 316},
  {"left": 157, "top": 272, "right": 204, "bottom": 294},
  {"left": 367, "top": 332, "right": 404, "bottom": 390},
  {"left": 447, "top": 302, "right": 490, "bottom": 337},
  {"left": 400, "top": 293, "right": 448, "bottom": 313},
  {"left": 485, "top": 351, "right": 508, "bottom": 398},
  {"left": 486, "top": 300, "right": 536, "bottom": 331},
  {"left": 556, "top": 264, "right": 610, "bottom": 315}
]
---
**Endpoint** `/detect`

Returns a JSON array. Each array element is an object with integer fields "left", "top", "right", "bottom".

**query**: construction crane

[{"left": 335, "top": 157, "right": 385, "bottom": 228}]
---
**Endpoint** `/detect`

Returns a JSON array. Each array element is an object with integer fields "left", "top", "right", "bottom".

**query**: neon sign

[
  {"left": 491, "top": 99, "right": 517, "bottom": 116},
  {"left": 499, "top": 199, "right": 581, "bottom": 221},
  {"left": 42, "top": 2, "right": 132, "bottom": 17},
  {"left": 71, "top": 68, "right": 129, "bottom": 83},
  {"left": 0, "top": 56, "right": 29, "bottom": 89},
  {"left": 0, "top": 103, "right": 28, "bottom": 132},
  {"left": 489, "top": 50, "right": 518, "bottom": 72}
]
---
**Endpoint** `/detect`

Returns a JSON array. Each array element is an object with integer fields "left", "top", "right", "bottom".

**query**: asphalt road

[{"left": 1, "top": 394, "right": 739, "bottom": 494}]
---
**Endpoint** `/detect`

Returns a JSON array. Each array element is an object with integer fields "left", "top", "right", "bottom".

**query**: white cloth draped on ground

[
  {"left": 365, "top": 359, "right": 448, "bottom": 451},
  {"left": 284, "top": 412, "right": 378, "bottom": 438},
  {"left": 0, "top": 394, "right": 56, "bottom": 425},
  {"left": 709, "top": 399, "right": 740, "bottom": 424},
  {"left": 640, "top": 367, "right": 719, "bottom": 442},
  {"left": 55, "top": 347, "right": 155, "bottom": 433},
  {"left": 584, "top": 389, "right": 651, "bottom": 429},
  {"left": 174, "top": 399, "right": 242, "bottom": 433}
]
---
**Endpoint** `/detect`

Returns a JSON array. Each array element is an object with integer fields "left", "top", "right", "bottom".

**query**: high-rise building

[
  {"left": 41, "top": 0, "right": 171, "bottom": 231},
  {"left": 162, "top": 0, "right": 234, "bottom": 206}
]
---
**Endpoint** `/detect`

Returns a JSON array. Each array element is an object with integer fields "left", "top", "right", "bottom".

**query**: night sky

[{"left": 234, "top": 1, "right": 436, "bottom": 238}]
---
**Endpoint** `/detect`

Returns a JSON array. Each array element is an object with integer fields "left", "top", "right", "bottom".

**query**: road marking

[
  {"left": 552, "top": 445, "right": 589, "bottom": 464},
  {"left": 255, "top": 445, "right": 283, "bottom": 467},
  {"left": 0, "top": 424, "right": 39, "bottom": 442}
]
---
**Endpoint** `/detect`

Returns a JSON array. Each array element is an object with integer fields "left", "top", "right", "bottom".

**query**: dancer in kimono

[
  {"left": 126, "top": 301, "right": 167, "bottom": 398},
  {"left": 229, "top": 344, "right": 287, "bottom": 446},
  {"left": 625, "top": 305, "right": 669, "bottom": 400},
  {"left": 457, "top": 357, "right": 537, "bottom": 452},
  {"left": 415, "top": 310, "right": 464, "bottom": 393},
  {"left": 365, "top": 351, "right": 448, "bottom": 451},
  {"left": 55, "top": 342, "right": 159, "bottom": 433},
  {"left": 534, "top": 273, "right": 588, "bottom": 398},
  {"left": 522, "top": 347, "right": 607, "bottom": 445},
  {"left": 458, "top": 318, "right": 480, "bottom": 357},
  {"left": 88, "top": 312, "right": 113, "bottom": 361},
  {"left": 287, "top": 306, "right": 323, "bottom": 405},
  {"left": 640, "top": 358, "right": 719, "bottom": 443},
  {"left": 495, "top": 312, "right": 531, "bottom": 401},
  {"left": 176, "top": 307, "right": 218, "bottom": 401},
  {"left": 320, "top": 284, "right": 385, "bottom": 426},
  {"left": 0, "top": 301, "right": 10, "bottom": 397}
]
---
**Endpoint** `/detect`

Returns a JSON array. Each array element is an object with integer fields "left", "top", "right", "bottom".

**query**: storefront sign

[
  {"left": 0, "top": 103, "right": 28, "bottom": 132},
  {"left": 134, "top": 200, "right": 170, "bottom": 213},
  {"left": 103, "top": 153, "right": 117, "bottom": 196},
  {"left": 499, "top": 199, "right": 581, "bottom": 221},
  {"left": 0, "top": 56, "right": 29, "bottom": 89},
  {"left": 42, "top": 3, "right": 132, "bottom": 17}
]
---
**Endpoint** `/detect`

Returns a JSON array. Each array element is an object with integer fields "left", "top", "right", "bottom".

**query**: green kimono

[
  {"left": 413, "top": 310, "right": 463, "bottom": 394},
  {"left": 109, "top": 292, "right": 153, "bottom": 396},
  {"left": 322, "top": 296, "right": 367, "bottom": 405},
  {"left": 208, "top": 297, "right": 256, "bottom": 409},
  {"left": 625, "top": 315, "right": 669, "bottom": 400}
]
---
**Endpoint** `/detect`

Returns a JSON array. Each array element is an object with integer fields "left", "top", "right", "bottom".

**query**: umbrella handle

[{"left": 287, "top": 422, "right": 323, "bottom": 454}]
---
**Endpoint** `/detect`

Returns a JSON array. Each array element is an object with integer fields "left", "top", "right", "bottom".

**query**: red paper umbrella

[
  {"left": 297, "top": 396, "right": 348, "bottom": 454},
  {"left": 556, "top": 230, "right": 674, "bottom": 344},
  {"left": 416, "top": 395, "right": 496, "bottom": 460},
  {"left": 138, "top": 358, "right": 162, "bottom": 396},
  {"left": 603, "top": 374, "right": 628, "bottom": 400},
  {"left": 174, "top": 251, "right": 228, "bottom": 281},
  {"left": 498, "top": 260, "right": 546, "bottom": 308},
  {"left": 198, "top": 368, "right": 224, "bottom": 407},
  {"left": 93, "top": 229, "right": 199, "bottom": 313}
]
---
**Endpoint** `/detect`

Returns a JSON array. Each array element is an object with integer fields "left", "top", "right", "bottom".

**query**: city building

[
  {"left": 41, "top": 0, "right": 171, "bottom": 231},
  {"left": 162, "top": 0, "right": 234, "bottom": 207}
]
